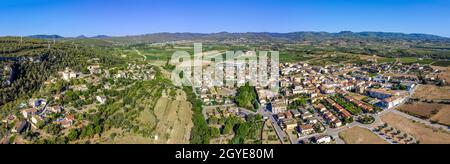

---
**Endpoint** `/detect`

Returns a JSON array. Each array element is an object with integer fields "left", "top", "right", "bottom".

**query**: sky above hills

[{"left": 0, "top": 0, "right": 449, "bottom": 37}]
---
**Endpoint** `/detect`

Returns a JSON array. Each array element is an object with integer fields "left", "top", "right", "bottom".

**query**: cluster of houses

[
  {"left": 197, "top": 58, "right": 438, "bottom": 143},
  {"left": 257, "top": 61, "right": 426, "bottom": 140},
  {"left": 196, "top": 53, "right": 279, "bottom": 106},
  {"left": 0, "top": 64, "right": 13, "bottom": 87},
  {"left": 277, "top": 61, "right": 421, "bottom": 111},
  {"left": 275, "top": 108, "right": 324, "bottom": 137},
  {"left": 324, "top": 98, "right": 352, "bottom": 118},
  {"left": 199, "top": 87, "right": 234, "bottom": 106},
  {"left": 205, "top": 106, "right": 240, "bottom": 119},
  {"left": 61, "top": 64, "right": 157, "bottom": 85},
  {"left": 1, "top": 98, "right": 76, "bottom": 141},
  {"left": 343, "top": 94, "right": 374, "bottom": 113},
  {"left": 5, "top": 64, "right": 110, "bottom": 138},
  {"left": 60, "top": 68, "right": 79, "bottom": 82},
  {"left": 1, "top": 60, "right": 161, "bottom": 143},
  {"left": 114, "top": 64, "right": 155, "bottom": 81},
  {"left": 21, "top": 99, "right": 75, "bottom": 129},
  {"left": 314, "top": 103, "right": 342, "bottom": 128}
]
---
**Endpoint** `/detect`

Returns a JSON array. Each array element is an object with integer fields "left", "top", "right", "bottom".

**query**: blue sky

[{"left": 0, "top": 0, "right": 449, "bottom": 37}]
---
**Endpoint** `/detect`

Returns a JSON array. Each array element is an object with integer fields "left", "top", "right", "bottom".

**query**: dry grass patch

[
  {"left": 398, "top": 103, "right": 443, "bottom": 119},
  {"left": 339, "top": 126, "right": 388, "bottom": 144},
  {"left": 431, "top": 105, "right": 450, "bottom": 126},
  {"left": 381, "top": 112, "right": 450, "bottom": 144},
  {"left": 432, "top": 66, "right": 450, "bottom": 83},
  {"left": 413, "top": 85, "right": 450, "bottom": 100}
]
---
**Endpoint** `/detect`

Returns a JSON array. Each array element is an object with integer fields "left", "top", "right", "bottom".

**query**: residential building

[
  {"left": 332, "top": 119, "right": 342, "bottom": 128},
  {"left": 276, "top": 113, "right": 286, "bottom": 120},
  {"left": 281, "top": 119, "right": 297, "bottom": 130},
  {"left": 299, "top": 124, "right": 315, "bottom": 135},
  {"left": 381, "top": 96, "right": 407, "bottom": 109},
  {"left": 271, "top": 99, "right": 288, "bottom": 114},
  {"left": 315, "top": 136, "right": 332, "bottom": 144},
  {"left": 290, "top": 110, "right": 301, "bottom": 118},
  {"left": 96, "top": 96, "right": 107, "bottom": 105},
  {"left": 306, "top": 117, "right": 318, "bottom": 124},
  {"left": 22, "top": 108, "right": 38, "bottom": 119}
]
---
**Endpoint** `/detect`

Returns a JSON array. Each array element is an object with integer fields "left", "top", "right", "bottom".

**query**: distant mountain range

[
  {"left": 108, "top": 31, "right": 450, "bottom": 43},
  {"left": 27, "top": 35, "right": 64, "bottom": 40},
  {"left": 28, "top": 34, "right": 111, "bottom": 40},
  {"left": 26, "top": 31, "right": 450, "bottom": 43}
]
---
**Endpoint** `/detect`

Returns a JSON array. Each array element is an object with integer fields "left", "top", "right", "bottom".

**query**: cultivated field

[
  {"left": 262, "top": 120, "right": 282, "bottom": 144},
  {"left": 397, "top": 103, "right": 444, "bottom": 119},
  {"left": 381, "top": 112, "right": 450, "bottom": 144},
  {"left": 413, "top": 85, "right": 450, "bottom": 100},
  {"left": 111, "top": 133, "right": 154, "bottom": 144},
  {"left": 431, "top": 105, "right": 450, "bottom": 126},
  {"left": 102, "top": 128, "right": 153, "bottom": 144},
  {"left": 432, "top": 61, "right": 450, "bottom": 67},
  {"left": 339, "top": 126, "right": 388, "bottom": 144},
  {"left": 153, "top": 90, "right": 193, "bottom": 144}
]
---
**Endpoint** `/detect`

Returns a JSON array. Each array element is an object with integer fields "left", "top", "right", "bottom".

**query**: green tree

[
  {"left": 67, "top": 129, "right": 79, "bottom": 141},
  {"left": 236, "top": 83, "right": 257, "bottom": 111},
  {"left": 210, "top": 127, "right": 220, "bottom": 138}
]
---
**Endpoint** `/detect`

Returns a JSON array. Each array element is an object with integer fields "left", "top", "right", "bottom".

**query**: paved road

[
  {"left": 334, "top": 137, "right": 345, "bottom": 144},
  {"left": 240, "top": 108, "right": 257, "bottom": 115},
  {"left": 256, "top": 105, "right": 288, "bottom": 144},
  {"left": 266, "top": 113, "right": 287, "bottom": 144}
]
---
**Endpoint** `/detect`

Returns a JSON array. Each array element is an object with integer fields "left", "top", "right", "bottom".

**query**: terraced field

[{"left": 153, "top": 90, "right": 193, "bottom": 144}]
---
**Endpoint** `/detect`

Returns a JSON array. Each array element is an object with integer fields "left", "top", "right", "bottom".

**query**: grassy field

[
  {"left": 110, "top": 132, "right": 154, "bottom": 144},
  {"left": 399, "top": 57, "right": 419, "bottom": 64},
  {"left": 377, "top": 57, "right": 435, "bottom": 65},
  {"left": 432, "top": 60, "right": 450, "bottom": 67},
  {"left": 310, "top": 53, "right": 365, "bottom": 66},
  {"left": 377, "top": 57, "right": 396, "bottom": 63},
  {"left": 109, "top": 88, "right": 193, "bottom": 144},
  {"left": 279, "top": 52, "right": 313, "bottom": 63},
  {"left": 381, "top": 112, "right": 450, "bottom": 144},
  {"left": 339, "top": 126, "right": 388, "bottom": 144},
  {"left": 413, "top": 85, "right": 450, "bottom": 100},
  {"left": 416, "top": 59, "right": 435, "bottom": 65},
  {"left": 397, "top": 103, "right": 444, "bottom": 119}
]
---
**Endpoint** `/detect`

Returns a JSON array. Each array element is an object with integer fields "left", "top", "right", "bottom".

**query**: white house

[
  {"left": 96, "top": 96, "right": 107, "bottom": 105},
  {"left": 316, "top": 136, "right": 332, "bottom": 144}
]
